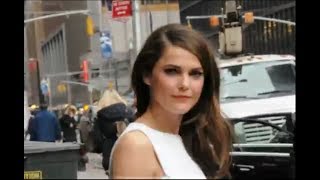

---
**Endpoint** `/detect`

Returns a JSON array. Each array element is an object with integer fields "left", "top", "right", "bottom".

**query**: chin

[{"left": 168, "top": 105, "right": 193, "bottom": 115}]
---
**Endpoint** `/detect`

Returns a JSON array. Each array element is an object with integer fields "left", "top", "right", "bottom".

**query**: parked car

[
  {"left": 229, "top": 115, "right": 295, "bottom": 179},
  {"left": 218, "top": 54, "right": 295, "bottom": 143},
  {"left": 218, "top": 54, "right": 295, "bottom": 120},
  {"left": 217, "top": 54, "right": 295, "bottom": 179}
]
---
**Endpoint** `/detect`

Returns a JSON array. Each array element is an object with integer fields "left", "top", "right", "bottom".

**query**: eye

[
  {"left": 190, "top": 70, "right": 204, "bottom": 78},
  {"left": 164, "top": 68, "right": 179, "bottom": 75}
]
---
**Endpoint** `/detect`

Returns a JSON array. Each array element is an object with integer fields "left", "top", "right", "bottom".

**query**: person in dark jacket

[
  {"left": 93, "top": 102, "right": 134, "bottom": 174},
  {"left": 29, "top": 103, "right": 61, "bottom": 142},
  {"left": 60, "top": 105, "right": 77, "bottom": 142},
  {"left": 25, "top": 108, "right": 39, "bottom": 140}
]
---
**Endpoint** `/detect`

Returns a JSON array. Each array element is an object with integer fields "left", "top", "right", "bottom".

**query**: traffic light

[
  {"left": 209, "top": 16, "right": 219, "bottom": 27},
  {"left": 81, "top": 60, "right": 89, "bottom": 83},
  {"left": 244, "top": 12, "right": 254, "bottom": 24},
  {"left": 86, "top": 16, "right": 94, "bottom": 36}
]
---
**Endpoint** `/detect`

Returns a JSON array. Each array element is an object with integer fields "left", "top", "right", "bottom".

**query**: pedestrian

[
  {"left": 77, "top": 107, "right": 92, "bottom": 171},
  {"left": 78, "top": 106, "right": 92, "bottom": 146},
  {"left": 29, "top": 103, "right": 62, "bottom": 142},
  {"left": 25, "top": 107, "right": 39, "bottom": 140},
  {"left": 109, "top": 24, "right": 233, "bottom": 179},
  {"left": 60, "top": 105, "right": 77, "bottom": 142},
  {"left": 93, "top": 102, "right": 133, "bottom": 175}
]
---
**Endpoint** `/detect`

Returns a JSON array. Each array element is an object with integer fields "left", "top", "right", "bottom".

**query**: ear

[{"left": 143, "top": 74, "right": 151, "bottom": 86}]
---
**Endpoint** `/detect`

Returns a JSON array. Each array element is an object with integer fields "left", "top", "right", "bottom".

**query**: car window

[{"left": 220, "top": 60, "right": 295, "bottom": 102}]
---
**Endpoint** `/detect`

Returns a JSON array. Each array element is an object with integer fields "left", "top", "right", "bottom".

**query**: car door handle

[{"left": 234, "top": 164, "right": 255, "bottom": 171}]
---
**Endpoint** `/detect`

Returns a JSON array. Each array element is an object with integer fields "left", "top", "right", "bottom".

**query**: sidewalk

[{"left": 77, "top": 153, "right": 108, "bottom": 179}]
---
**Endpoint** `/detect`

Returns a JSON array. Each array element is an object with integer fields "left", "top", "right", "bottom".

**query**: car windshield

[{"left": 220, "top": 60, "right": 295, "bottom": 102}]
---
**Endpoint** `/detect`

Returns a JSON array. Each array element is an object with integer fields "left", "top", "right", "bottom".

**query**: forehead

[{"left": 156, "top": 46, "right": 202, "bottom": 68}]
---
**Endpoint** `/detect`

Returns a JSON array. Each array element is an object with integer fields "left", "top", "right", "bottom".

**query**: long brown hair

[{"left": 131, "top": 24, "right": 233, "bottom": 178}]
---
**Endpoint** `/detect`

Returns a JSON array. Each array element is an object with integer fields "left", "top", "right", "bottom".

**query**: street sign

[
  {"left": 24, "top": 171, "right": 42, "bottom": 179},
  {"left": 40, "top": 79, "right": 49, "bottom": 95},
  {"left": 100, "top": 31, "right": 112, "bottom": 60},
  {"left": 112, "top": 0, "right": 132, "bottom": 19}
]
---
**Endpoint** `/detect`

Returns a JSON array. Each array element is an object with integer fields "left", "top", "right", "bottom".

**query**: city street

[
  {"left": 24, "top": 0, "right": 295, "bottom": 179},
  {"left": 77, "top": 153, "right": 108, "bottom": 179}
]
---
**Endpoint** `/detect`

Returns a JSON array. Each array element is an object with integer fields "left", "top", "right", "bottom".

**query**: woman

[
  {"left": 60, "top": 105, "right": 77, "bottom": 142},
  {"left": 109, "top": 24, "right": 233, "bottom": 179}
]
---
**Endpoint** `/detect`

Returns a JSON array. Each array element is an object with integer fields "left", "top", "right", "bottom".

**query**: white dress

[{"left": 109, "top": 122, "right": 207, "bottom": 179}]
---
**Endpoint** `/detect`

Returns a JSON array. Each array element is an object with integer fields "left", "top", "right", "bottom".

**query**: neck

[{"left": 139, "top": 103, "right": 183, "bottom": 135}]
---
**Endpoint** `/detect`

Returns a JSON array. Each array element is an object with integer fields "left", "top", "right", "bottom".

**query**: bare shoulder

[
  {"left": 111, "top": 131, "right": 159, "bottom": 178},
  {"left": 116, "top": 130, "right": 152, "bottom": 149}
]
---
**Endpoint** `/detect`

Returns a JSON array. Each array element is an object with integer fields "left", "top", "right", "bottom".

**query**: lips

[{"left": 172, "top": 95, "right": 191, "bottom": 99}]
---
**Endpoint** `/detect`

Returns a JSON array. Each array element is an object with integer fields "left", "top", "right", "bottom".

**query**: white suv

[{"left": 218, "top": 54, "right": 295, "bottom": 143}]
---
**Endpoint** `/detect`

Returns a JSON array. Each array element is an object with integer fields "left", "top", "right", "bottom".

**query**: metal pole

[
  {"left": 131, "top": 0, "right": 141, "bottom": 68},
  {"left": 110, "top": 32, "right": 118, "bottom": 91},
  {"left": 46, "top": 69, "right": 115, "bottom": 78},
  {"left": 48, "top": 77, "right": 53, "bottom": 109},
  {"left": 166, "top": 0, "right": 169, "bottom": 23},
  {"left": 233, "top": 143, "right": 293, "bottom": 148},
  {"left": 36, "top": 60, "right": 45, "bottom": 104},
  {"left": 186, "top": 15, "right": 296, "bottom": 26},
  {"left": 60, "top": 80, "right": 91, "bottom": 86},
  {"left": 114, "top": 59, "right": 118, "bottom": 91},
  {"left": 89, "top": 90, "right": 93, "bottom": 105},
  {"left": 252, "top": 16, "right": 295, "bottom": 26},
  {"left": 24, "top": 10, "right": 89, "bottom": 23},
  {"left": 230, "top": 152, "right": 290, "bottom": 157},
  {"left": 88, "top": 69, "right": 93, "bottom": 105}
]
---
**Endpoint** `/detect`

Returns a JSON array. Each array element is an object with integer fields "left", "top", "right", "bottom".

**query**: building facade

[
  {"left": 24, "top": 0, "right": 181, "bottom": 106},
  {"left": 179, "top": 0, "right": 296, "bottom": 56}
]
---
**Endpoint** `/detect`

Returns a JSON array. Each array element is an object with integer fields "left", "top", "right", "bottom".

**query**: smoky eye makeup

[
  {"left": 163, "top": 64, "right": 181, "bottom": 75},
  {"left": 164, "top": 68, "right": 180, "bottom": 75},
  {"left": 189, "top": 69, "right": 204, "bottom": 77},
  {"left": 162, "top": 64, "right": 203, "bottom": 77}
]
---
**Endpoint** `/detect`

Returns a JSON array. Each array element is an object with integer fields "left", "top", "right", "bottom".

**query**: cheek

[
  {"left": 152, "top": 73, "right": 176, "bottom": 92},
  {"left": 192, "top": 79, "right": 204, "bottom": 97}
]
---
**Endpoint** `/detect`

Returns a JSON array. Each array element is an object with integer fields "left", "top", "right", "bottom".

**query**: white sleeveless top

[{"left": 109, "top": 122, "right": 206, "bottom": 179}]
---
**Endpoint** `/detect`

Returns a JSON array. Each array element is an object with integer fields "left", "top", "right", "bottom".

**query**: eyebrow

[{"left": 163, "top": 64, "right": 203, "bottom": 71}]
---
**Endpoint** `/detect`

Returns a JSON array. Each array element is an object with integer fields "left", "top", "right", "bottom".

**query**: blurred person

[
  {"left": 78, "top": 106, "right": 93, "bottom": 145},
  {"left": 77, "top": 108, "right": 85, "bottom": 123},
  {"left": 109, "top": 24, "right": 233, "bottom": 179},
  {"left": 77, "top": 106, "right": 92, "bottom": 171},
  {"left": 93, "top": 102, "right": 134, "bottom": 175},
  {"left": 97, "top": 85, "right": 128, "bottom": 111},
  {"left": 59, "top": 105, "right": 77, "bottom": 142},
  {"left": 29, "top": 103, "right": 61, "bottom": 142},
  {"left": 25, "top": 107, "right": 40, "bottom": 140},
  {"left": 88, "top": 106, "right": 94, "bottom": 122}
]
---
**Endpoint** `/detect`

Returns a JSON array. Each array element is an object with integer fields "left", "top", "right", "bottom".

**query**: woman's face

[{"left": 144, "top": 45, "right": 204, "bottom": 115}]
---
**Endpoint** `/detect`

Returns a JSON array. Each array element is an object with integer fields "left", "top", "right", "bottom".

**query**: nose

[{"left": 179, "top": 74, "right": 190, "bottom": 91}]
